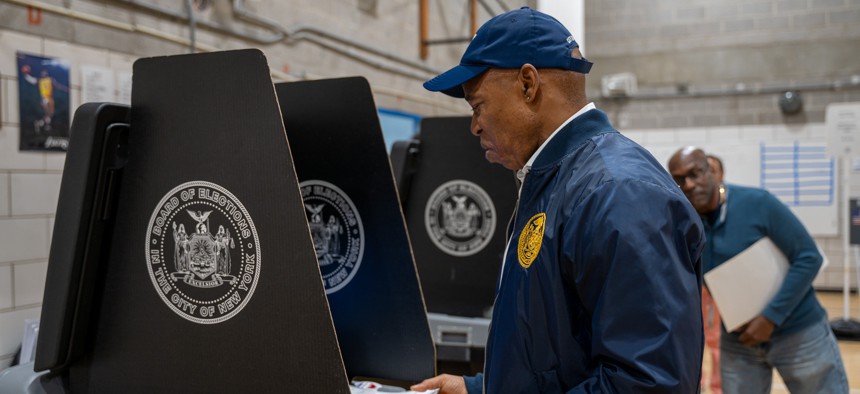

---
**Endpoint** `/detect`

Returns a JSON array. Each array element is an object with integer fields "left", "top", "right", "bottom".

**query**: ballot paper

[
  {"left": 350, "top": 380, "right": 438, "bottom": 394},
  {"left": 349, "top": 388, "right": 437, "bottom": 394},
  {"left": 703, "top": 237, "right": 789, "bottom": 332}
]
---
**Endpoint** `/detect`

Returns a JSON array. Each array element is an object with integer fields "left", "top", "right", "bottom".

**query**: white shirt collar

[{"left": 516, "top": 102, "right": 596, "bottom": 183}]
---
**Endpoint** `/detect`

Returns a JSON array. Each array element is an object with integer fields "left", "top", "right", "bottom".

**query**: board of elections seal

[
  {"left": 145, "top": 181, "right": 260, "bottom": 324},
  {"left": 300, "top": 180, "right": 364, "bottom": 294},
  {"left": 425, "top": 180, "right": 496, "bottom": 257},
  {"left": 518, "top": 212, "right": 546, "bottom": 269}
]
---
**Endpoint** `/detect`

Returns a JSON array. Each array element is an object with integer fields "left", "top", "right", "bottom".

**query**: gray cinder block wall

[
  {"left": 583, "top": 0, "right": 860, "bottom": 291},
  {"left": 585, "top": 0, "right": 860, "bottom": 128}
]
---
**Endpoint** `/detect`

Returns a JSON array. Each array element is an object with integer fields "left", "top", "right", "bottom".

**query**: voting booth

[
  {"left": 392, "top": 117, "right": 517, "bottom": 369},
  {"left": 0, "top": 50, "right": 434, "bottom": 393},
  {"left": 276, "top": 77, "right": 436, "bottom": 381}
]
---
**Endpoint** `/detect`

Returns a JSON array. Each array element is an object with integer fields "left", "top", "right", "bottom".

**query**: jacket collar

[{"left": 531, "top": 108, "right": 617, "bottom": 169}]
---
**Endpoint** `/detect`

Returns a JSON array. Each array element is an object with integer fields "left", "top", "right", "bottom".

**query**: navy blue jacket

[{"left": 466, "top": 109, "right": 705, "bottom": 393}]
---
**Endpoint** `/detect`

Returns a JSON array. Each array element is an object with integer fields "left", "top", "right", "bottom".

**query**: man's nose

[
  {"left": 682, "top": 176, "right": 696, "bottom": 191},
  {"left": 470, "top": 116, "right": 481, "bottom": 136}
]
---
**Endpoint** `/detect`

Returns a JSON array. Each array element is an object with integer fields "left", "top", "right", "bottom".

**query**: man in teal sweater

[{"left": 668, "top": 147, "right": 848, "bottom": 393}]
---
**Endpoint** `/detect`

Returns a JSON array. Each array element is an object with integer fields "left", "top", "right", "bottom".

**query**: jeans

[{"left": 720, "top": 317, "right": 849, "bottom": 394}]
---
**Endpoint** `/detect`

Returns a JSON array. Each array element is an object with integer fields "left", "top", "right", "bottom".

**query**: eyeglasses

[{"left": 672, "top": 163, "right": 710, "bottom": 188}]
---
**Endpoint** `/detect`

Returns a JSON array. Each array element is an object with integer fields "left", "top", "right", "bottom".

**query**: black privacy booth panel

[
  {"left": 31, "top": 50, "right": 437, "bottom": 393},
  {"left": 398, "top": 117, "right": 518, "bottom": 318},
  {"left": 69, "top": 50, "right": 348, "bottom": 392},
  {"left": 34, "top": 103, "right": 130, "bottom": 374},
  {"left": 275, "top": 78, "right": 436, "bottom": 382}
]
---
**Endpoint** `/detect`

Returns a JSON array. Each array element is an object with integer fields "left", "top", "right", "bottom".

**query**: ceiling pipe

[
  {"left": 477, "top": 0, "right": 497, "bottom": 16},
  {"left": 4, "top": 0, "right": 220, "bottom": 51},
  {"left": 493, "top": 0, "right": 510, "bottom": 13},
  {"left": 230, "top": 0, "right": 286, "bottom": 40},
  {"left": 184, "top": 0, "right": 196, "bottom": 53},
  {"left": 285, "top": 24, "right": 440, "bottom": 75},
  {"left": 600, "top": 76, "right": 860, "bottom": 101},
  {"left": 420, "top": 0, "right": 479, "bottom": 55},
  {"left": 290, "top": 33, "right": 433, "bottom": 81},
  {"left": 0, "top": 0, "right": 468, "bottom": 113},
  {"left": 112, "top": 0, "right": 441, "bottom": 78},
  {"left": 114, "top": 0, "right": 284, "bottom": 43}
]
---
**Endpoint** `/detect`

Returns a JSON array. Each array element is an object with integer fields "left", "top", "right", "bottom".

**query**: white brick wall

[
  {"left": 13, "top": 262, "right": 48, "bottom": 307},
  {"left": 0, "top": 173, "right": 9, "bottom": 216},
  {"left": 0, "top": 30, "right": 41, "bottom": 77},
  {"left": 47, "top": 217, "right": 55, "bottom": 252},
  {"left": 0, "top": 30, "right": 86, "bottom": 372},
  {"left": 675, "top": 129, "right": 708, "bottom": 145},
  {"left": 10, "top": 173, "right": 62, "bottom": 216},
  {"left": 0, "top": 25, "right": 151, "bottom": 373},
  {"left": 0, "top": 265, "right": 12, "bottom": 310},
  {"left": 0, "top": 306, "right": 42, "bottom": 370},
  {"left": 0, "top": 218, "right": 49, "bottom": 263},
  {"left": 0, "top": 127, "right": 44, "bottom": 170},
  {"left": 4, "top": 79, "right": 20, "bottom": 125}
]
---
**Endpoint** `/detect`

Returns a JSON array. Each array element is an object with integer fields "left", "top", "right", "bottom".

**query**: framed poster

[{"left": 17, "top": 52, "right": 71, "bottom": 151}]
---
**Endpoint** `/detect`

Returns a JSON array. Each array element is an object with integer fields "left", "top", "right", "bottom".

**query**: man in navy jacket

[{"left": 412, "top": 7, "right": 706, "bottom": 393}]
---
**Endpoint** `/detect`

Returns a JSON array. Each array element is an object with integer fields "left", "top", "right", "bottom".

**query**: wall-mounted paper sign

[
  {"left": 81, "top": 65, "right": 115, "bottom": 103},
  {"left": 826, "top": 102, "right": 860, "bottom": 158},
  {"left": 117, "top": 71, "right": 133, "bottom": 105}
]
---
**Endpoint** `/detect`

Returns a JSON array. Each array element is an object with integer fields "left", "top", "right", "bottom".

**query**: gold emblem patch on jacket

[{"left": 518, "top": 213, "right": 546, "bottom": 268}]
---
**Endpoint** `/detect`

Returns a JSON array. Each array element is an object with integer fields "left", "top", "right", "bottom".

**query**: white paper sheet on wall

[
  {"left": 826, "top": 102, "right": 860, "bottom": 158},
  {"left": 117, "top": 71, "right": 133, "bottom": 105},
  {"left": 703, "top": 237, "right": 789, "bottom": 332},
  {"left": 81, "top": 65, "right": 115, "bottom": 103}
]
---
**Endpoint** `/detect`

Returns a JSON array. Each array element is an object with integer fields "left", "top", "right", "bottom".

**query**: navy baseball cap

[{"left": 424, "top": 7, "right": 592, "bottom": 98}]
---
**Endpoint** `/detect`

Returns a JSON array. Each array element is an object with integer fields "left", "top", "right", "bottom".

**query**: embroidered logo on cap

[{"left": 518, "top": 213, "right": 546, "bottom": 268}]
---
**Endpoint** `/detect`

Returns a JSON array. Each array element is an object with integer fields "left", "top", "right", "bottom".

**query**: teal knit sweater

[{"left": 703, "top": 184, "right": 826, "bottom": 335}]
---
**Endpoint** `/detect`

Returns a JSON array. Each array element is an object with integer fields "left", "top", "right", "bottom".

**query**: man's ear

[{"left": 518, "top": 64, "right": 540, "bottom": 102}]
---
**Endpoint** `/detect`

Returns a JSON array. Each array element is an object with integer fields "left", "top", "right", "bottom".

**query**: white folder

[{"left": 703, "top": 237, "right": 789, "bottom": 332}]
